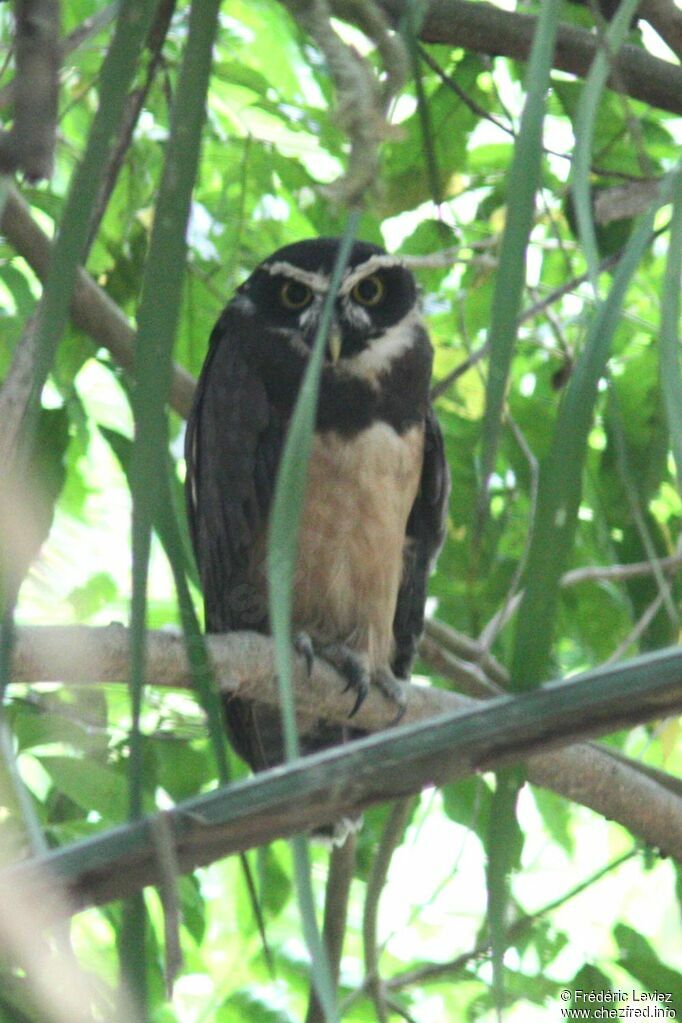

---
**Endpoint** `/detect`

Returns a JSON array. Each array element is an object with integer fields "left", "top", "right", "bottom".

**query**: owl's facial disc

[{"left": 238, "top": 246, "right": 420, "bottom": 372}]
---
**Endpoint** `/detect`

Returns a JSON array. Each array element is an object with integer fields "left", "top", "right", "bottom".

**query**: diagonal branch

[
  {"left": 4, "top": 635, "right": 682, "bottom": 915},
  {"left": 0, "top": 186, "right": 196, "bottom": 418},
  {"left": 378, "top": 0, "right": 682, "bottom": 116},
  {"left": 9, "top": 623, "right": 682, "bottom": 905}
]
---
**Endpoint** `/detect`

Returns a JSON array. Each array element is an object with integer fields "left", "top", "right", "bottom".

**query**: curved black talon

[
  {"left": 338, "top": 654, "right": 369, "bottom": 717},
  {"left": 294, "top": 631, "right": 315, "bottom": 677},
  {"left": 313, "top": 641, "right": 370, "bottom": 718},
  {"left": 372, "top": 667, "right": 407, "bottom": 725}
]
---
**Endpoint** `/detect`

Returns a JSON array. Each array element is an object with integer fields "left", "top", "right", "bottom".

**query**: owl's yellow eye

[
  {"left": 280, "top": 279, "right": 313, "bottom": 310},
  {"left": 351, "top": 274, "right": 384, "bottom": 307}
]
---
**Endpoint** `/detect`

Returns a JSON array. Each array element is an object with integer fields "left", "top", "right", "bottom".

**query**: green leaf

[
  {"left": 37, "top": 754, "right": 135, "bottom": 823},
  {"left": 153, "top": 739, "right": 214, "bottom": 802},
  {"left": 615, "top": 924, "right": 682, "bottom": 1014},
  {"left": 531, "top": 787, "right": 575, "bottom": 855},
  {"left": 67, "top": 572, "right": 118, "bottom": 620},
  {"left": 399, "top": 218, "right": 459, "bottom": 292},
  {"left": 568, "top": 0, "right": 646, "bottom": 285},
  {"left": 567, "top": 965, "right": 616, "bottom": 1019},
  {"left": 511, "top": 172, "right": 675, "bottom": 691},
  {"left": 12, "top": 704, "right": 101, "bottom": 756},
  {"left": 442, "top": 776, "right": 493, "bottom": 841},
  {"left": 382, "top": 55, "right": 482, "bottom": 215},
  {"left": 477, "top": 0, "right": 563, "bottom": 536},
  {"left": 219, "top": 989, "right": 298, "bottom": 1023},
  {"left": 659, "top": 170, "right": 682, "bottom": 486},
  {"left": 4, "top": 406, "right": 70, "bottom": 607},
  {"left": 178, "top": 874, "right": 207, "bottom": 945},
  {"left": 258, "top": 844, "right": 292, "bottom": 917}
]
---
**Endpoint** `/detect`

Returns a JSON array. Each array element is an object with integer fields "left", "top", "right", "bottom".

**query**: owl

[{"left": 185, "top": 238, "right": 449, "bottom": 775}]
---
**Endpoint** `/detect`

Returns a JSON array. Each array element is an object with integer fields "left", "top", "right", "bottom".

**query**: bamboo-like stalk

[
  {"left": 123, "top": 0, "right": 222, "bottom": 1008},
  {"left": 4, "top": 640, "right": 682, "bottom": 916},
  {"left": 475, "top": 0, "right": 562, "bottom": 535}
]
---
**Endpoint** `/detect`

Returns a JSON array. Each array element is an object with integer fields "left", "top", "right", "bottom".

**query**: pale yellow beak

[{"left": 327, "top": 325, "right": 342, "bottom": 364}]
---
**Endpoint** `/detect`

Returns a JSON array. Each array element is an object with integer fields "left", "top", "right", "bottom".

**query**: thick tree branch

[
  {"left": 0, "top": 4, "right": 118, "bottom": 114},
  {"left": 0, "top": 186, "right": 196, "bottom": 419},
  {"left": 9, "top": 624, "right": 682, "bottom": 904},
  {"left": 0, "top": 316, "right": 38, "bottom": 466},
  {"left": 379, "top": 0, "right": 682, "bottom": 116},
  {"left": 3, "top": 636, "right": 682, "bottom": 915},
  {"left": 0, "top": 0, "right": 60, "bottom": 179},
  {"left": 640, "top": 0, "right": 682, "bottom": 61}
]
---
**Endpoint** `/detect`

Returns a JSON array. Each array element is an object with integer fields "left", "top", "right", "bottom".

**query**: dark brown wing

[
  {"left": 391, "top": 405, "right": 450, "bottom": 678},
  {"left": 185, "top": 315, "right": 290, "bottom": 769},
  {"left": 185, "top": 313, "right": 283, "bottom": 635}
]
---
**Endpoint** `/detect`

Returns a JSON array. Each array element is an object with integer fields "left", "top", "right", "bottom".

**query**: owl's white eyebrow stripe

[
  {"left": 264, "top": 262, "right": 328, "bottom": 291},
  {"left": 264, "top": 253, "right": 405, "bottom": 295},
  {"left": 341, "top": 254, "right": 404, "bottom": 292}
]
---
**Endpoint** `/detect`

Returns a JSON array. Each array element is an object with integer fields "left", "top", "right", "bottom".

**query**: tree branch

[
  {"left": 379, "top": 0, "right": 682, "bottom": 116},
  {"left": 478, "top": 548, "right": 682, "bottom": 648},
  {"left": 640, "top": 0, "right": 682, "bottom": 61},
  {"left": 305, "top": 833, "right": 358, "bottom": 1023},
  {"left": 0, "top": 0, "right": 60, "bottom": 180},
  {"left": 8, "top": 623, "right": 682, "bottom": 912},
  {"left": 363, "top": 797, "right": 415, "bottom": 1023},
  {"left": 0, "top": 4, "right": 118, "bottom": 115},
  {"left": 0, "top": 186, "right": 196, "bottom": 418}
]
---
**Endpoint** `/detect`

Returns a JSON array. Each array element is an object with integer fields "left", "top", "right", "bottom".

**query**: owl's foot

[
  {"left": 297, "top": 636, "right": 407, "bottom": 721},
  {"left": 316, "top": 641, "right": 370, "bottom": 717},
  {"left": 371, "top": 666, "right": 408, "bottom": 723},
  {"left": 294, "top": 634, "right": 368, "bottom": 715}
]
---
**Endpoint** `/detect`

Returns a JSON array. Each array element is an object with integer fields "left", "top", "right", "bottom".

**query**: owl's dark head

[{"left": 230, "top": 237, "right": 421, "bottom": 372}]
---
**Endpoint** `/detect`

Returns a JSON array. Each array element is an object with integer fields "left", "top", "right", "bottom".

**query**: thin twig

[
  {"left": 478, "top": 548, "right": 682, "bottom": 648},
  {"left": 563, "top": 551, "right": 682, "bottom": 587},
  {"left": 424, "top": 618, "right": 509, "bottom": 688},
  {"left": 418, "top": 43, "right": 513, "bottom": 136},
  {"left": 606, "top": 590, "right": 667, "bottom": 665},
  {"left": 84, "top": 0, "right": 177, "bottom": 253},
  {"left": 149, "top": 811, "right": 184, "bottom": 998},
  {"left": 479, "top": 414, "right": 539, "bottom": 653},
  {"left": 305, "top": 834, "right": 358, "bottom": 1023},
  {"left": 385, "top": 847, "right": 637, "bottom": 992},
  {"left": 363, "top": 798, "right": 416, "bottom": 1023}
]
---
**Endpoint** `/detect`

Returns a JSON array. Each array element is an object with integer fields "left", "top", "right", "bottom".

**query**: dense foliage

[{"left": 0, "top": 1, "right": 681, "bottom": 1021}]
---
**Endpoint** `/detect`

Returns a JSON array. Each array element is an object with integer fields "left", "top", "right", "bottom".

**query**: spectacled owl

[{"left": 185, "top": 238, "right": 449, "bottom": 776}]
